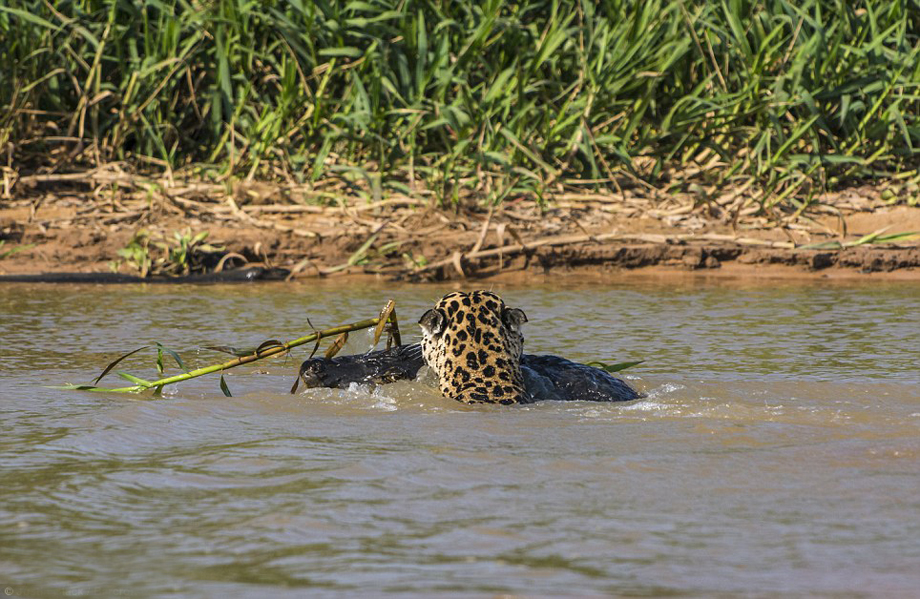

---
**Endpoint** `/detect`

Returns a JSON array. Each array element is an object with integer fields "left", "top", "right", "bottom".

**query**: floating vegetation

[{"left": 57, "top": 300, "right": 403, "bottom": 396}]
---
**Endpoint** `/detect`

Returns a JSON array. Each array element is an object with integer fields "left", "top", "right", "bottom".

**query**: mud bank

[
  {"left": 408, "top": 242, "right": 920, "bottom": 282},
  {"left": 2, "top": 177, "right": 919, "bottom": 282}
]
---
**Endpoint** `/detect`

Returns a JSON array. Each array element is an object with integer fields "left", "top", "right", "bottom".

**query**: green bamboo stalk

[{"left": 57, "top": 315, "right": 391, "bottom": 395}]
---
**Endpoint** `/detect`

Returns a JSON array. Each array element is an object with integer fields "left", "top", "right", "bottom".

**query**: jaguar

[
  {"left": 419, "top": 290, "right": 529, "bottom": 404},
  {"left": 298, "top": 291, "right": 641, "bottom": 404}
]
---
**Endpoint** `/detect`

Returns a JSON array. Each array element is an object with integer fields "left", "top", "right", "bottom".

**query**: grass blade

[
  {"left": 116, "top": 372, "right": 153, "bottom": 386},
  {"left": 94, "top": 346, "right": 151, "bottom": 384},
  {"left": 155, "top": 342, "right": 186, "bottom": 371},
  {"left": 586, "top": 360, "right": 645, "bottom": 373},
  {"left": 324, "top": 332, "right": 349, "bottom": 359},
  {"left": 219, "top": 374, "right": 232, "bottom": 397}
]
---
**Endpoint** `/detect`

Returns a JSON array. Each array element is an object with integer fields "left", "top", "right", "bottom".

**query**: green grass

[
  {"left": 0, "top": 240, "right": 36, "bottom": 259},
  {"left": 2, "top": 0, "right": 919, "bottom": 210}
]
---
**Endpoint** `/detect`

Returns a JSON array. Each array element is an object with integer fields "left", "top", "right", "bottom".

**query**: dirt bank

[{"left": 2, "top": 170, "right": 919, "bottom": 282}]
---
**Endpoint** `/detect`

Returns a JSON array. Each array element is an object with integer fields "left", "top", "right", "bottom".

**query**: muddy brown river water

[{"left": 1, "top": 279, "right": 918, "bottom": 597}]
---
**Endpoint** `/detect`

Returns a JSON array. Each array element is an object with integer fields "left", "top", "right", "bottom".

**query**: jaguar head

[{"left": 418, "top": 290, "right": 530, "bottom": 404}]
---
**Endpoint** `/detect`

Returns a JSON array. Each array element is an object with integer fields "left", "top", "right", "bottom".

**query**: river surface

[{"left": 1, "top": 278, "right": 918, "bottom": 597}]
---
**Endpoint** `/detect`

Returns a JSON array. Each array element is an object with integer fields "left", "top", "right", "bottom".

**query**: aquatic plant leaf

[
  {"left": 94, "top": 346, "right": 151, "bottom": 384},
  {"left": 385, "top": 304, "right": 402, "bottom": 348},
  {"left": 51, "top": 383, "right": 118, "bottom": 392},
  {"left": 155, "top": 342, "right": 186, "bottom": 371},
  {"left": 203, "top": 345, "right": 252, "bottom": 357},
  {"left": 116, "top": 372, "right": 152, "bottom": 386},
  {"left": 306, "top": 318, "right": 322, "bottom": 359},
  {"left": 586, "top": 360, "right": 644, "bottom": 373},
  {"left": 374, "top": 300, "right": 396, "bottom": 346},
  {"left": 219, "top": 374, "right": 232, "bottom": 397},
  {"left": 256, "top": 340, "right": 285, "bottom": 355},
  {"left": 324, "top": 332, "right": 348, "bottom": 359}
]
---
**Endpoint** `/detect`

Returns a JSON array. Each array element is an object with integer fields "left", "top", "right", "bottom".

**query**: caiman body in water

[
  {"left": 300, "top": 291, "right": 640, "bottom": 404},
  {"left": 299, "top": 343, "right": 641, "bottom": 402}
]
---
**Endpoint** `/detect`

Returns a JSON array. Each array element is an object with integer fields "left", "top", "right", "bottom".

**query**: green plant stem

[{"left": 62, "top": 316, "right": 386, "bottom": 394}]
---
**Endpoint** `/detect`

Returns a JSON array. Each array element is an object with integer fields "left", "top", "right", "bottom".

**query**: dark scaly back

[{"left": 418, "top": 290, "right": 531, "bottom": 405}]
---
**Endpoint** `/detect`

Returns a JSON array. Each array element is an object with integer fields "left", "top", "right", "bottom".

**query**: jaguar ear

[
  {"left": 418, "top": 309, "right": 446, "bottom": 336},
  {"left": 502, "top": 308, "right": 528, "bottom": 332}
]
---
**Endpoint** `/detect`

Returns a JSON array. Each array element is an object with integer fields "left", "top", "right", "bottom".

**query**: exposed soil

[{"left": 2, "top": 167, "right": 919, "bottom": 282}]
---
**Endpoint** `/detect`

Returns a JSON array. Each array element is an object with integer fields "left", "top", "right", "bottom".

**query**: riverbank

[{"left": 2, "top": 170, "right": 918, "bottom": 282}]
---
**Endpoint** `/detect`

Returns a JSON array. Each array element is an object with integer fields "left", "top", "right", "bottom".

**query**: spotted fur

[{"left": 418, "top": 291, "right": 532, "bottom": 405}]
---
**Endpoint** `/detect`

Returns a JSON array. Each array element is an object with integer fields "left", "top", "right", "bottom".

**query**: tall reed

[{"left": 3, "top": 0, "right": 918, "bottom": 208}]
